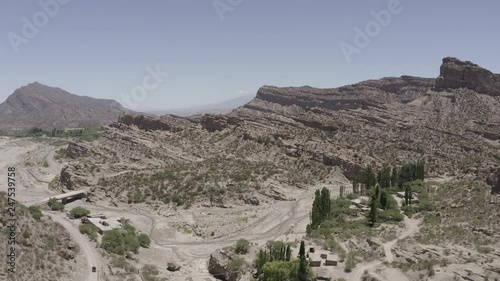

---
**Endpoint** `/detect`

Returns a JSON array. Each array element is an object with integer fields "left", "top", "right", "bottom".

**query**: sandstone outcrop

[
  {"left": 118, "top": 114, "right": 187, "bottom": 132},
  {"left": 201, "top": 114, "right": 243, "bottom": 132},
  {"left": 436, "top": 57, "right": 500, "bottom": 96}
]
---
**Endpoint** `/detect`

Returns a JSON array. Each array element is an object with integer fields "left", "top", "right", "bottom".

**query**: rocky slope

[
  {"left": 0, "top": 82, "right": 131, "bottom": 130},
  {"left": 60, "top": 57, "right": 500, "bottom": 207},
  {"left": 0, "top": 194, "right": 83, "bottom": 281}
]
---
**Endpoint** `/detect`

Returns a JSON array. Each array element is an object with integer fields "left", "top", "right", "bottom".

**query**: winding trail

[
  {"left": 351, "top": 216, "right": 421, "bottom": 281},
  {"left": 44, "top": 211, "right": 101, "bottom": 281},
  {"left": 25, "top": 146, "right": 101, "bottom": 281}
]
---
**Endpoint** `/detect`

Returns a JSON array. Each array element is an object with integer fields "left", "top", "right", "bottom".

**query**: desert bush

[
  {"left": 137, "top": 233, "right": 151, "bottom": 247},
  {"left": 48, "top": 198, "right": 64, "bottom": 211},
  {"left": 70, "top": 207, "right": 90, "bottom": 218},
  {"left": 28, "top": 205, "right": 43, "bottom": 220},
  {"left": 79, "top": 224, "right": 99, "bottom": 241},
  {"left": 235, "top": 239, "right": 250, "bottom": 254}
]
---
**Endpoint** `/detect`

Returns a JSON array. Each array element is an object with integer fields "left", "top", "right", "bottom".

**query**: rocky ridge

[{"left": 60, "top": 57, "right": 500, "bottom": 207}]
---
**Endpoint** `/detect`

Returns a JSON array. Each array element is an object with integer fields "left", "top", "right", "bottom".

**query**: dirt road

[
  {"left": 45, "top": 211, "right": 101, "bottom": 281},
  {"left": 351, "top": 216, "right": 421, "bottom": 281}
]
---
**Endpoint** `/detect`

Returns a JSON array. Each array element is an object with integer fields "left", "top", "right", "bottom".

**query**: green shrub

[
  {"left": 137, "top": 233, "right": 151, "bottom": 247},
  {"left": 46, "top": 235, "right": 56, "bottom": 249},
  {"left": 28, "top": 206, "right": 42, "bottom": 220},
  {"left": 235, "top": 239, "right": 250, "bottom": 254},
  {"left": 227, "top": 258, "right": 245, "bottom": 275},
  {"left": 378, "top": 209, "right": 404, "bottom": 223},
  {"left": 48, "top": 198, "right": 64, "bottom": 211},
  {"left": 48, "top": 176, "right": 60, "bottom": 190},
  {"left": 402, "top": 205, "right": 415, "bottom": 217},
  {"left": 79, "top": 224, "right": 99, "bottom": 241},
  {"left": 70, "top": 207, "right": 90, "bottom": 218},
  {"left": 171, "top": 193, "right": 183, "bottom": 206}
]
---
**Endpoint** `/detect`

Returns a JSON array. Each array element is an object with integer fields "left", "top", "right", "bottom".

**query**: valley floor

[{"left": 1, "top": 137, "right": 499, "bottom": 281}]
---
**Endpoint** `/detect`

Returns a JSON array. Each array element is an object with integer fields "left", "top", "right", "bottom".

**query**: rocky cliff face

[
  {"left": 436, "top": 57, "right": 500, "bottom": 96},
  {"left": 61, "top": 57, "right": 500, "bottom": 203}
]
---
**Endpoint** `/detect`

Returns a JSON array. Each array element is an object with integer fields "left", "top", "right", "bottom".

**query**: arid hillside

[
  {"left": 0, "top": 193, "right": 85, "bottom": 281},
  {"left": 0, "top": 82, "right": 131, "bottom": 130},
  {"left": 59, "top": 57, "right": 500, "bottom": 208}
]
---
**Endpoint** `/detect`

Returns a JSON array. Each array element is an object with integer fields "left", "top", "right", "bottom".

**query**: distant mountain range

[
  {"left": 146, "top": 93, "right": 255, "bottom": 117},
  {"left": 0, "top": 82, "right": 131, "bottom": 130}
]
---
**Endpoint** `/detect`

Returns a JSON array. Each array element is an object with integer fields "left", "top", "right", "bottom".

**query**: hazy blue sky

[{"left": 1, "top": 0, "right": 499, "bottom": 110}]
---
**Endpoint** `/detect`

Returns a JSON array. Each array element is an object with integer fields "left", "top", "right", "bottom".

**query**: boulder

[
  {"left": 167, "top": 262, "right": 181, "bottom": 272},
  {"left": 242, "top": 196, "right": 260, "bottom": 206},
  {"left": 208, "top": 249, "right": 239, "bottom": 281}
]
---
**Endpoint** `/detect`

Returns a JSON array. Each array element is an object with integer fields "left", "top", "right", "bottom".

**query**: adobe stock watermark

[
  {"left": 213, "top": 0, "right": 243, "bottom": 21},
  {"left": 339, "top": 0, "right": 409, "bottom": 63},
  {"left": 119, "top": 64, "right": 169, "bottom": 110},
  {"left": 7, "top": 0, "right": 71, "bottom": 54}
]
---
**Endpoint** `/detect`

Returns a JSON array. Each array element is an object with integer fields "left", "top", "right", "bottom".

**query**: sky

[{"left": 0, "top": 0, "right": 499, "bottom": 111}]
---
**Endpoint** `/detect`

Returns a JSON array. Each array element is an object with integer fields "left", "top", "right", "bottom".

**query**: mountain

[
  {"left": 60, "top": 57, "right": 500, "bottom": 206},
  {"left": 147, "top": 93, "right": 255, "bottom": 116},
  {"left": 0, "top": 82, "right": 131, "bottom": 129}
]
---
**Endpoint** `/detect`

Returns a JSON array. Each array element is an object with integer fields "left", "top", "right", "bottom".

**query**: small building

[
  {"left": 86, "top": 217, "right": 122, "bottom": 234},
  {"left": 324, "top": 255, "right": 338, "bottom": 266},
  {"left": 324, "top": 259, "right": 337, "bottom": 266},
  {"left": 309, "top": 257, "right": 322, "bottom": 267}
]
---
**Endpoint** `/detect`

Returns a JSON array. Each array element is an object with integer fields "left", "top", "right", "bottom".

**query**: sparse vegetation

[
  {"left": 28, "top": 205, "right": 43, "bottom": 220},
  {"left": 235, "top": 239, "right": 250, "bottom": 254},
  {"left": 79, "top": 224, "right": 99, "bottom": 241},
  {"left": 137, "top": 233, "right": 151, "bottom": 247},
  {"left": 69, "top": 206, "right": 90, "bottom": 218},
  {"left": 48, "top": 176, "right": 60, "bottom": 190},
  {"left": 48, "top": 197, "right": 64, "bottom": 211}
]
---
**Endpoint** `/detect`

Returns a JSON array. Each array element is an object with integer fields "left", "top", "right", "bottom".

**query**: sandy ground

[{"left": 2, "top": 137, "right": 482, "bottom": 281}]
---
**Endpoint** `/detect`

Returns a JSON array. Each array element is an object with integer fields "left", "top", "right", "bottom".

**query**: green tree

[
  {"left": 369, "top": 185, "right": 379, "bottom": 227},
  {"left": 308, "top": 187, "right": 331, "bottom": 231},
  {"left": 262, "top": 260, "right": 298, "bottom": 281},
  {"left": 362, "top": 165, "right": 377, "bottom": 189},
  {"left": 256, "top": 249, "right": 269, "bottom": 276},
  {"left": 285, "top": 245, "right": 292, "bottom": 261},
  {"left": 102, "top": 229, "right": 126, "bottom": 255},
  {"left": 380, "top": 189, "right": 389, "bottom": 210},
  {"left": 297, "top": 256, "right": 309, "bottom": 281},
  {"left": 391, "top": 167, "right": 400, "bottom": 188},
  {"left": 377, "top": 166, "right": 392, "bottom": 188},
  {"left": 299, "top": 240, "right": 305, "bottom": 258}
]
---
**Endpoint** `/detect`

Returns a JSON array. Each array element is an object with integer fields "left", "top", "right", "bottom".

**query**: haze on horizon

[{"left": 0, "top": 0, "right": 499, "bottom": 111}]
